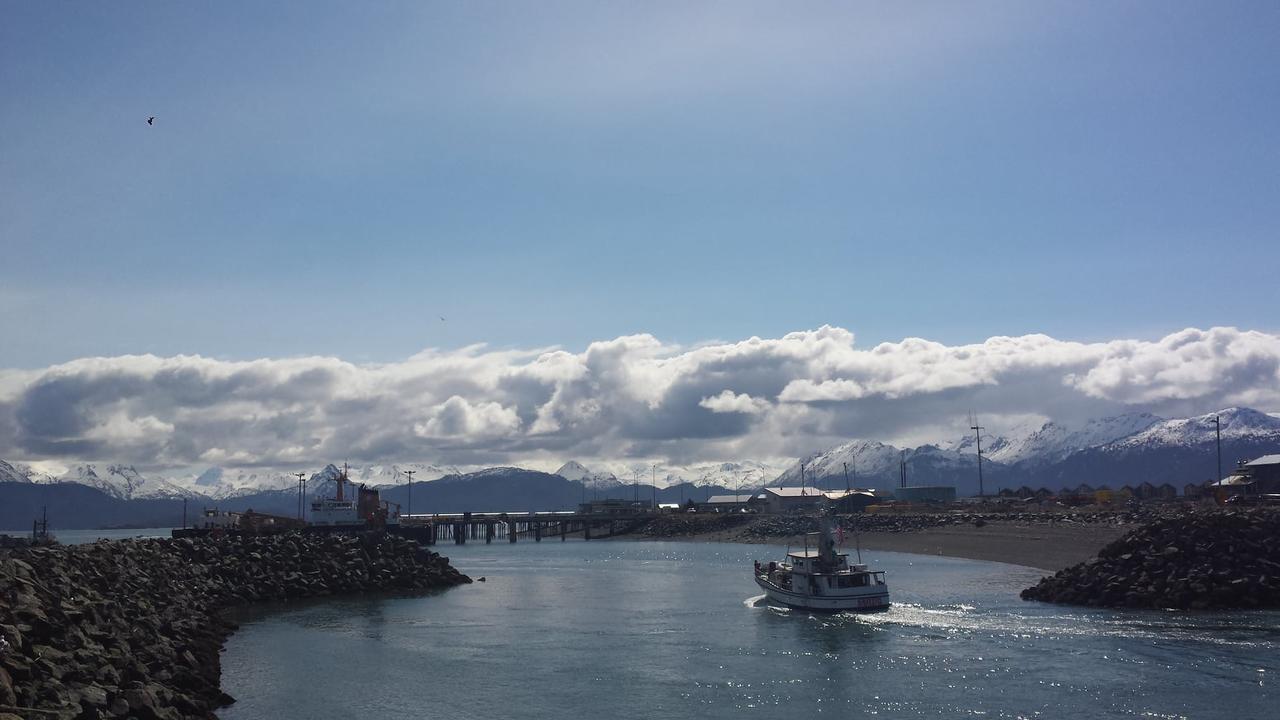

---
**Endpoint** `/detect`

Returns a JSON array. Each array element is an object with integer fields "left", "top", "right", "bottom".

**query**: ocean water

[
  {"left": 0, "top": 527, "right": 174, "bottom": 544},
  {"left": 218, "top": 541, "right": 1278, "bottom": 719}
]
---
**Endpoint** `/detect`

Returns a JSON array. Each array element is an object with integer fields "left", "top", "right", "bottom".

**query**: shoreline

[{"left": 607, "top": 513, "right": 1138, "bottom": 572}]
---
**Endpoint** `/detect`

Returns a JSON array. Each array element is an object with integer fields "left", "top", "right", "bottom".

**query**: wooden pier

[{"left": 396, "top": 511, "right": 651, "bottom": 545}]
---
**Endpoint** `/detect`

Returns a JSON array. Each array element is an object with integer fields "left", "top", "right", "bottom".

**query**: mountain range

[
  {"left": 783, "top": 407, "right": 1280, "bottom": 496},
  {"left": 3, "top": 407, "right": 1278, "bottom": 529}
]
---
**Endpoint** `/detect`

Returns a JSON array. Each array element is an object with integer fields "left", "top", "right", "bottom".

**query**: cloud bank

[{"left": 2, "top": 326, "right": 1278, "bottom": 470}]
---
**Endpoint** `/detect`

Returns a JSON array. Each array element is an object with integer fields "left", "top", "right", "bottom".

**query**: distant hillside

[
  {"left": 0, "top": 466, "right": 733, "bottom": 529},
  {"left": 0, "top": 482, "right": 188, "bottom": 531}
]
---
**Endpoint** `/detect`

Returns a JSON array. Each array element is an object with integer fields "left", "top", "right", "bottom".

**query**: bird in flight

[
  {"left": 147, "top": 116, "right": 156, "bottom": 126},
  {"left": 439, "top": 316, "right": 446, "bottom": 322}
]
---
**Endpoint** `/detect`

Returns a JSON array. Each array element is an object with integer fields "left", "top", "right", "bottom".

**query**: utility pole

[
  {"left": 970, "top": 419, "right": 986, "bottom": 497},
  {"left": 1213, "top": 415, "right": 1222, "bottom": 483},
  {"left": 843, "top": 462, "right": 851, "bottom": 493},
  {"left": 182, "top": 497, "right": 187, "bottom": 529},
  {"left": 295, "top": 472, "right": 306, "bottom": 521},
  {"left": 652, "top": 464, "right": 657, "bottom": 509},
  {"left": 405, "top": 469, "right": 416, "bottom": 519}
]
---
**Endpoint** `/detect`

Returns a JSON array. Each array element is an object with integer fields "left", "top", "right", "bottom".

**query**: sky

[{"left": 2, "top": 2, "right": 1280, "bottom": 473}]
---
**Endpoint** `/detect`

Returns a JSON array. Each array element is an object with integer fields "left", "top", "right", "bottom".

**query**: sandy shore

[
  {"left": 615, "top": 520, "right": 1131, "bottom": 572},
  {"left": 855, "top": 523, "right": 1127, "bottom": 572}
]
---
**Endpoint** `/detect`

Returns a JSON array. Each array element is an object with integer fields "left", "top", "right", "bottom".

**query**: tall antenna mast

[
  {"left": 842, "top": 462, "right": 851, "bottom": 493},
  {"left": 970, "top": 414, "right": 985, "bottom": 497}
]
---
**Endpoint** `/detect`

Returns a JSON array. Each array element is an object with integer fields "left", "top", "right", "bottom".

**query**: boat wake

[{"left": 855, "top": 602, "right": 1280, "bottom": 649}]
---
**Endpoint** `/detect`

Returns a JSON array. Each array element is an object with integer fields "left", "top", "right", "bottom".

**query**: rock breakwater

[
  {"left": 740, "top": 510, "right": 1146, "bottom": 539},
  {"left": 1021, "top": 509, "right": 1280, "bottom": 609},
  {"left": 0, "top": 532, "right": 470, "bottom": 719}
]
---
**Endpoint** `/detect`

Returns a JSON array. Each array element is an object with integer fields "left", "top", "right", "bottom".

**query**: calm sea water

[
  {"left": 0, "top": 527, "right": 174, "bottom": 544},
  {"left": 218, "top": 541, "right": 1277, "bottom": 719}
]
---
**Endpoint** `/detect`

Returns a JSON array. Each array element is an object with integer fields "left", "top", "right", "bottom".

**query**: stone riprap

[
  {"left": 635, "top": 513, "right": 754, "bottom": 537},
  {"left": 740, "top": 510, "right": 1148, "bottom": 539},
  {"left": 1021, "top": 509, "right": 1280, "bottom": 609},
  {"left": 0, "top": 532, "right": 470, "bottom": 719}
]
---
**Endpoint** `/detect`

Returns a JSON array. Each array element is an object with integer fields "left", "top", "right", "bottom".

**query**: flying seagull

[{"left": 147, "top": 116, "right": 155, "bottom": 126}]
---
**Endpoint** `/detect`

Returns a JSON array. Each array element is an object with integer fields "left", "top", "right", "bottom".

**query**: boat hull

[{"left": 754, "top": 575, "right": 890, "bottom": 612}]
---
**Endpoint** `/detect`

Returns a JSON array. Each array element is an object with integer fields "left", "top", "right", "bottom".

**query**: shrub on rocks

[
  {"left": 0, "top": 532, "right": 470, "bottom": 719},
  {"left": 1021, "top": 509, "right": 1280, "bottom": 610}
]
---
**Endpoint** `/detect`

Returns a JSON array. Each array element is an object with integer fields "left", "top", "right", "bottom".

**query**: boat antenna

[{"left": 854, "top": 512, "right": 863, "bottom": 565}]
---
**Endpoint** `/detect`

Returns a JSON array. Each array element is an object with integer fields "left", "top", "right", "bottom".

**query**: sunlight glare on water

[{"left": 219, "top": 541, "right": 1278, "bottom": 720}]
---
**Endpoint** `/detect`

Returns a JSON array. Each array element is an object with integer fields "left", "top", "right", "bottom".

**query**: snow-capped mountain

[
  {"left": 49, "top": 464, "right": 200, "bottom": 501},
  {"left": 167, "top": 462, "right": 464, "bottom": 500},
  {"left": 775, "top": 440, "right": 905, "bottom": 488},
  {"left": 981, "top": 413, "right": 1163, "bottom": 465},
  {"left": 560, "top": 459, "right": 779, "bottom": 489},
  {"left": 0, "top": 459, "right": 32, "bottom": 484},
  {"left": 775, "top": 439, "right": 992, "bottom": 492},
  {"left": 2, "top": 407, "right": 1277, "bottom": 503},
  {"left": 554, "top": 460, "right": 620, "bottom": 487},
  {"left": 1109, "top": 408, "right": 1280, "bottom": 450}
]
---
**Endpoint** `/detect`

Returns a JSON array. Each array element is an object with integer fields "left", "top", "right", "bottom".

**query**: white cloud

[
  {"left": 699, "top": 390, "right": 771, "bottom": 414},
  {"left": 1, "top": 326, "right": 1277, "bottom": 469}
]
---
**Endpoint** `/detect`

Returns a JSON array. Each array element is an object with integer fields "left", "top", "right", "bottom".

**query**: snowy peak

[
  {"left": 986, "top": 412, "right": 1163, "bottom": 465},
  {"left": 554, "top": 461, "right": 595, "bottom": 481},
  {"left": 775, "top": 439, "right": 905, "bottom": 488},
  {"left": 195, "top": 467, "right": 224, "bottom": 487},
  {"left": 0, "top": 459, "right": 32, "bottom": 484},
  {"left": 1113, "top": 408, "right": 1280, "bottom": 450},
  {"left": 554, "top": 460, "right": 620, "bottom": 487}
]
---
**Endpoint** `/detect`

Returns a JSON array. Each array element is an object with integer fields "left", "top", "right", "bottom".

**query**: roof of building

[
  {"left": 704, "top": 495, "right": 752, "bottom": 504},
  {"left": 1245, "top": 454, "right": 1280, "bottom": 467},
  {"left": 761, "top": 487, "right": 828, "bottom": 498}
]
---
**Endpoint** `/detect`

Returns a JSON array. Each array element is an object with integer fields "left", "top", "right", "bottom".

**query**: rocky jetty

[
  {"left": 634, "top": 513, "right": 753, "bottom": 537},
  {"left": 740, "top": 510, "right": 1146, "bottom": 539},
  {"left": 1021, "top": 509, "right": 1280, "bottom": 609},
  {"left": 0, "top": 532, "right": 470, "bottom": 719}
]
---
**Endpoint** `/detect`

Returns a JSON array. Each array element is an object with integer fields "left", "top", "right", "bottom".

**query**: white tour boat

[{"left": 753, "top": 510, "right": 889, "bottom": 612}]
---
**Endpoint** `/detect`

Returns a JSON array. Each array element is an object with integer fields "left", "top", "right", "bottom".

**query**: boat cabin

[{"left": 780, "top": 550, "right": 886, "bottom": 587}]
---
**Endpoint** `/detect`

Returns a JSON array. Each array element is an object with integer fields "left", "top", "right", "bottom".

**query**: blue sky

[{"left": 3, "top": 1, "right": 1279, "bottom": 368}]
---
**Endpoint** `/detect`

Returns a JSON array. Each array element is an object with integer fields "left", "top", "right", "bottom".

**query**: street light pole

[
  {"left": 652, "top": 464, "right": 657, "bottom": 509},
  {"left": 1213, "top": 415, "right": 1222, "bottom": 483},
  {"left": 970, "top": 421, "right": 986, "bottom": 497},
  {"left": 295, "top": 472, "right": 306, "bottom": 521},
  {"left": 405, "top": 470, "right": 416, "bottom": 519}
]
